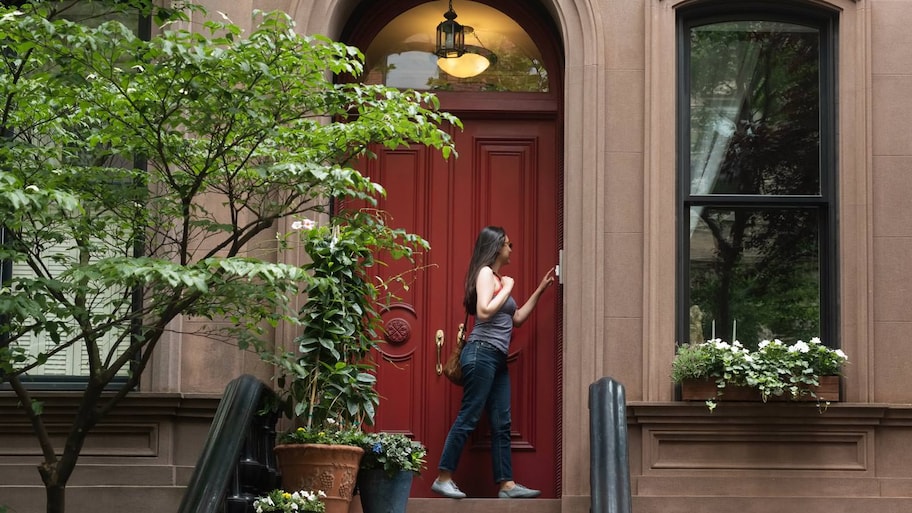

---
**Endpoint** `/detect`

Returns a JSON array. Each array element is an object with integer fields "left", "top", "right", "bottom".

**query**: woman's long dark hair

[{"left": 463, "top": 226, "right": 507, "bottom": 315}]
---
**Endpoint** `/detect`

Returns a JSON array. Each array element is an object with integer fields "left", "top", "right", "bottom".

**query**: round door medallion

[{"left": 384, "top": 317, "right": 411, "bottom": 345}]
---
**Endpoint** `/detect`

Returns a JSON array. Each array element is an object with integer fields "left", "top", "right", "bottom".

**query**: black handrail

[{"left": 178, "top": 374, "right": 281, "bottom": 513}]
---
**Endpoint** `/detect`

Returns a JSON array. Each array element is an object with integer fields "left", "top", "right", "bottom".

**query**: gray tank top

[{"left": 467, "top": 296, "right": 516, "bottom": 354}]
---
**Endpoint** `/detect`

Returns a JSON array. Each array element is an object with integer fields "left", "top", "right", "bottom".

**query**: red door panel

[{"left": 359, "top": 118, "right": 559, "bottom": 498}]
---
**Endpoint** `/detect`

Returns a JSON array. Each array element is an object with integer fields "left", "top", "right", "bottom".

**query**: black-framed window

[
  {"left": 676, "top": 2, "right": 838, "bottom": 350},
  {"left": 0, "top": 1, "right": 149, "bottom": 388}
]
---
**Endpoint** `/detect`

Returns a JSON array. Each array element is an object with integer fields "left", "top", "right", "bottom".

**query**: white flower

[
  {"left": 758, "top": 339, "right": 770, "bottom": 349},
  {"left": 810, "top": 337, "right": 822, "bottom": 345},
  {"left": 835, "top": 349, "right": 847, "bottom": 359},
  {"left": 25, "top": 184, "right": 39, "bottom": 192},
  {"left": 791, "top": 340, "right": 810, "bottom": 353},
  {"left": 290, "top": 219, "right": 318, "bottom": 230},
  {"left": 1, "top": 11, "right": 23, "bottom": 23}
]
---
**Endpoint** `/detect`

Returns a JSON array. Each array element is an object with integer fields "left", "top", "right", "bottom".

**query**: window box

[{"left": 681, "top": 375, "right": 840, "bottom": 403}]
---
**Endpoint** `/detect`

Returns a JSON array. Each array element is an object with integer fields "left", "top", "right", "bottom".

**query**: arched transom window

[{"left": 361, "top": 0, "right": 549, "bottom": 92}]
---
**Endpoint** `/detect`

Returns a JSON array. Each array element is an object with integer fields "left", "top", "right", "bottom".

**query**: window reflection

[
  {"left": 689, "top": 21, "right": 820, "bottom": 196},
  {"left": 689, "top": 207, "right": 821, "bottom": 349},
  {"left": 382, "top": 51, "right": 440, "bottom": 89}
]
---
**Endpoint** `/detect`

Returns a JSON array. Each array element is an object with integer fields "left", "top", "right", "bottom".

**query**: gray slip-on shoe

[
  {"left": 498, "top": 483, "right": 541, "bottom": 499},
  {"left": 431, "top": 479, "right": 467, "bottom": 499}
]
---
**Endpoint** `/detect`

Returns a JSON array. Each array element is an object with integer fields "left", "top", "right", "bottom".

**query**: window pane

[
  {"left": 689, "top": 21, "right": 820, "bottom": 196},
  {"left": 10, "top": 237, "right": 132, "bottom": 377},
  {"left": 57, "top": 0, "right": 145, "bottom": 34},
  {"left": 688, "top": 207, "right": 821, "bottom": 348}
]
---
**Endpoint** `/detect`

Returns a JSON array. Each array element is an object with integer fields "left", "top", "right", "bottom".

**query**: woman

[{"left": 431, "top": 226, "right": 555, "bottom": 499}]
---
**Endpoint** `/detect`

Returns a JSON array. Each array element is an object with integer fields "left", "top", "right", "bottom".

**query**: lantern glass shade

[
  {"left": 436, "top": 18, "right": 465, "bottom": 58},
  {"left": 436, "top": 48, "right": 494, "bottom": 78}
]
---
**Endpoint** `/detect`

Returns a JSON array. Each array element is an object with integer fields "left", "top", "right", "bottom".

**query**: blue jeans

[{"left": 438, "top": 340, "right": 513, "bottom": 483}]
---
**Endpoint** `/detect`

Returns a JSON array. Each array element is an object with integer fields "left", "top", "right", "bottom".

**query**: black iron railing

[{"left": 178, "top": 374, "right": 281, "bottom": 513}]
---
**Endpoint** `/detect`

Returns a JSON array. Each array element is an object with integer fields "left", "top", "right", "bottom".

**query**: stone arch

[{"left": 276, "top": 0, "right": 608, "bottom": 497}]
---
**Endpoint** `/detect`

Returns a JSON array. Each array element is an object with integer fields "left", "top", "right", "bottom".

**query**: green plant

[
  {"left": 359, "top": 432, "right": 427, "bottom": 476},
  {"left": 672, "top": 337, "right": 848, "bottom": 410},
  {"left": 0, "top": 3, "right": 456, "bottom": 512},
  {"left": 277, "top": 424, "right": 367, "bottom": 446},
  {"left": 261, "top": 216, "right": 428, "bottom": 441},
  {"left": 253, "top": 489, "right": 326, "bottom": 513}
]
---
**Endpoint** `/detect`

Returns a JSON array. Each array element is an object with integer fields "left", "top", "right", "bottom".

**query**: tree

[{"left": 0, "top": 2, "right": 458, "bottom": 512}]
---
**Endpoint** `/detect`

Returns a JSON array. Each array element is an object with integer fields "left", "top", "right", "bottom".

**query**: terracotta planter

[
  {"left": 680, "top": 375, "right": 840, "bottom": 402},
  {"left": 274, "top": 444, "right": 365, "bottom": 513}
]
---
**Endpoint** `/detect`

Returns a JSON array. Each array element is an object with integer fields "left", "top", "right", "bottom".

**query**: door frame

[{"left": 339, "top": 0, "right": 566, "bottom": 495}]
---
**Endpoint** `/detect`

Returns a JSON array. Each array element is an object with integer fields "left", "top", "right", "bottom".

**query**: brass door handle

[{"left": 435, "top": 329, "right": 444, "bottom": 375}]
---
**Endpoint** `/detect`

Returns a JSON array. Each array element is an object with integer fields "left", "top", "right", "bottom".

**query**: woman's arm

[
  {"left": 513, "top": 267, "right": 556, "bottom": 327},
  {"left": 475, "top": 266, "right": 513, "bottom": 321}
]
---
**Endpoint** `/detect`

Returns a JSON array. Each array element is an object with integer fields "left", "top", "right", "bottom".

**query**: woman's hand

[
  {"left": 538, "top": 266, "right": 556, "bottom": 291},
  {"left": 512, "top": 266, "right": 556, "bottom": 327}
]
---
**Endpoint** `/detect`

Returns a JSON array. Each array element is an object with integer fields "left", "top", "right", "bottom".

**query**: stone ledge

[
  {"left": 628, "top": 401, "right": 912, "bottom": 426},
  {"left": 632, "top": 496, "right": 912, "bottom": 513}
]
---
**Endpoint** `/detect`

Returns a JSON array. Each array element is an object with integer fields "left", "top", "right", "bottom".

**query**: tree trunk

[{"left": 41, "top": 471, "right": 66, "bottom": 513}]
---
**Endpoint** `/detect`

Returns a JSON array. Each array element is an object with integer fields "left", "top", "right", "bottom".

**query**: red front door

[{"left": 360, "top": 117, "right": 561, "bottom": 498}]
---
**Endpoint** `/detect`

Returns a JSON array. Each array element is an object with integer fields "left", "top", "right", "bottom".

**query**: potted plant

[
  {"left": 253, "top": 489, "right": 327, "bottom": 513},
  {"left": 356, "top": 432, "right": 427, "bottom": 513},
  {"left": 261, "top": 218, "right": 427, "bottom": 513},
  {"left": 672, "top": 337, "right": 848, "bottom": 411}
]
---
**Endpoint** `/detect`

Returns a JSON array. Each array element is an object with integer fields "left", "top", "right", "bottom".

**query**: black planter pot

[{"left": 356, "top": 469, "right": 414, "bottom": 513}]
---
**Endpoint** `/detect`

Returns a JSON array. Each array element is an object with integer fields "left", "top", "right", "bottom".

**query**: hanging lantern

[{"left": 435, "top": 0, "right": 465, "bottom": 59}]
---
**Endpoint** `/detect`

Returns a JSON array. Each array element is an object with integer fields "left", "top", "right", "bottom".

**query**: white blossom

[
  {"left": 1, "top": 11, "right": 23, "bottom": 23},
  {"left": 791, "top": 340, "right": 810, "bottom": 353}
]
